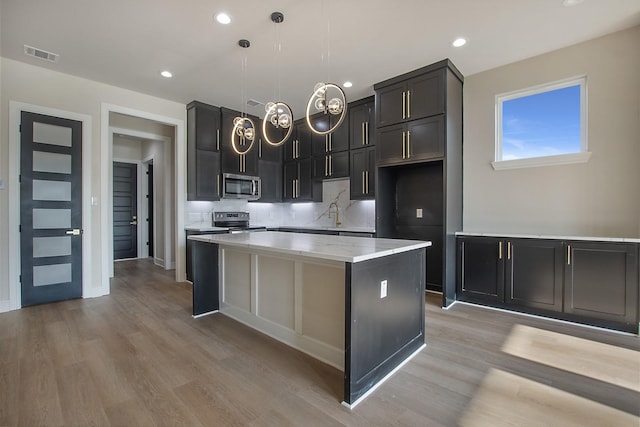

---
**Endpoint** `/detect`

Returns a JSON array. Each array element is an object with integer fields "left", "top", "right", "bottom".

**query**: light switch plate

[
  {"left": 416, "top": 208, "right": 423, "bottom": 218},
  {"left": 380, "top": 280, "right": 387, "bottom": 298}
]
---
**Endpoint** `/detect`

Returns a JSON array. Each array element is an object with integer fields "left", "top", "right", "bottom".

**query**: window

[{"left": 493, "top": 76, "right": 589, "bottom": 170}]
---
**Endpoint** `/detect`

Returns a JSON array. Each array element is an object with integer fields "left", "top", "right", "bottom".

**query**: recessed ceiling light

[
  {"left": 215, "top": 12, "right": 231, "bottom": 24},
  {"left": 452, "top": 38, "right": 467, "bottom": 47},
  {"left": 343, "top": 81, "right": 353, "bottom": 88},
  {"left": 562, "top": 0, "right": 584, "bottom": 6},
  {"left": 161, "top": 70, "right": 173, "bottom": 78}
]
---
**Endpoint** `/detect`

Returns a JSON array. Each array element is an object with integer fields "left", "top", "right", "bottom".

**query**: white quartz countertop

[
  {"left": 188, "top": 231, "right": 430, "bottom": 263},
  {"left": 456, "top": 231, "right": 640, "bottom": 243},
  {"left": 185, "top": 223, "right": 229, "bottom": 232},
  {"left": 185, "top": 223, "right": 375, "bottom": 234},
  {"left": 275, "top": 225, "right": 376, "bottom": 234}
]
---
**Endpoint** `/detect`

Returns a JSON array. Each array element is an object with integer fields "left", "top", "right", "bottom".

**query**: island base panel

[
  {"left": 344, "top": 248, "right": 427, "bottom": 405},
  {"left": 192, "top": 241, "right": 219, "bottom": 316}
]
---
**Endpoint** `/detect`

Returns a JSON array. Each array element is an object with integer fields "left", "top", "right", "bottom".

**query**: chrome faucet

[{"left": 328, "top": 201, "right": 341, "bottom": 227}]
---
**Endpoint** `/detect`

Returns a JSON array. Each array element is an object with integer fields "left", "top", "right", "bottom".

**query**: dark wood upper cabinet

[
  {"left": 350, "top": 146, "right": 375, "bottom": 200},
  {"left": 375, "top": 69, "right": 445, "bottom": 127},
  {"left": 285, "top": 121, "right": 313, "bottom": 162},
  {"left": 311, "top": 113, "right": 349, "bottom": 156},
  {"left": 349, "top": 97, "right": 374, "bottom": 150},
  {"left": 220, "top": 107, "right": 259, "bottom": 176},
  {"left": 187, "top": 101, "right": 222, "bottom": 201}
]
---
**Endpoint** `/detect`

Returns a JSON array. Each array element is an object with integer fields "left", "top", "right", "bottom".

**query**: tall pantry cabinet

[{"left": 374, "top": 59, "right": 463, "bottom": 306}]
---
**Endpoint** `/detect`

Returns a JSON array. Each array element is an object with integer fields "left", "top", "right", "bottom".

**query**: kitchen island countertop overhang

[
  {"left": 188, "top": 231, "right": 431, "bottom": 263},
  {"left": 188, "top": 231, "right": 431, "bottom": 407}
]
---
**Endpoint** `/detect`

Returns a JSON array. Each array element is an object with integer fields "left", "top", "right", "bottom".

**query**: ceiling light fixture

[
  {"left": 452, "top": 38, "right": 467, "bottom": 47},
  {"left": 231, "top": 39, "right": 256, "bottom": 156},
  {"left": 305, "top": 1, "right": 347, "bottom": 136},
  {"left": 343, "top": 81, "right": 353, "bottom": 88},
  {"left": 262, "top": 11, "right": 293, "bottom": 147},
  {"left": 215, "top": 13, "right": 231, "bottom": 24},
  {"left": 562, "top": 0, "right": 584, "bottom": 6},
  {"left": 160, "top": 70, "right": 173, "bottom": 78}
]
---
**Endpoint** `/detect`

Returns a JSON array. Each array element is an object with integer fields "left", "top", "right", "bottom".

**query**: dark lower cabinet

[
  {"left": 564, "top": 241, "right": 638, "bottom": 327},
  {"left": 457, "top": 237, "right": 504, "bottom": 303},
  {"left": 507, "top": 239, "right": 564, "bottom": 312},
  {"left": 457, "top": 236, "right": 639, "bottom": 333}
]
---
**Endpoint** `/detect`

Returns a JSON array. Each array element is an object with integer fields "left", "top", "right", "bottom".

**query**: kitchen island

[{"left": 188, "top": 231, "right": 430, "bottom": 407}]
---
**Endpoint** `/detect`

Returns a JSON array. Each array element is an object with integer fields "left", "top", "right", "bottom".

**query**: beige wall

[
  {"left": 0, "top": 57, "right": 185, "bottom": 307},
  {"left": 463, "top": 26, "right": 640, "bottom": 238}
]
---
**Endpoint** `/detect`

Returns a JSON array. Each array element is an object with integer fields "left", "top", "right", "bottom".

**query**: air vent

[
  {"left": 247, "top": 99, "right": 264, "bottom": 107},
  {"left": 24, "top": 45, "right": 59, "bottom": 63}
]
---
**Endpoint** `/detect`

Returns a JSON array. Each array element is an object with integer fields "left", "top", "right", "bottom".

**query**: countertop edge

[{"left": 455, "top": 232, "right": 640, "bottom": 243}]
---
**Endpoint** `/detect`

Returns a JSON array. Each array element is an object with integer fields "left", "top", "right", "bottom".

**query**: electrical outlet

[
  {"left": 416, "top": 208, "right": 423, "bottom": 218},
  {"left": 380, "top": 280, "right": 387, "bottom": 298}
]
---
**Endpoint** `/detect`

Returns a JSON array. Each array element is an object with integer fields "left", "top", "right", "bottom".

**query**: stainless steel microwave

[{"left": 222, "top": 173, "right": 261, "bottom": 200}]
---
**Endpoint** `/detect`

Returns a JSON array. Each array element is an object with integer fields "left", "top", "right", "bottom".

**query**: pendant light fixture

[
  {"left": 305, "top": 1, "right": 347, "bottom": 135},
  {"left": 262, "top": 12, "right": 293, "bottom": 146},
  {"left": 231, "top": 39, "right": 256, "bottom": 155}
]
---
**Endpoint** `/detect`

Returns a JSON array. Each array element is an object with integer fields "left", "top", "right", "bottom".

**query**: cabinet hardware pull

[
  {"left": 216, "top": 129, "right": 220, "bottom": 150},
  {"left": 407, "top": 130, "right": 411, "bottom": 158},
  {"left": 402, "top": 91, "right": 406, "bottom": 119},
  {"left": 325, "top": 136, "right": 328, "bottom": 152},
  {"left": 402, "top": 131, "right": 406, "bottom": 159},
  {"left": 362, "top": 171, "right": 365, "bottom": 194},
  {"left": 292, "top": 180, "right": 295, "bottom": 198},
  {"left": 498, "top": 241, "right": 503, "bottom": 259},
  {"left": 567, "top": 245, "right": 571, "bottom": 265},
  {"left": 217, "top": 174, "right": 220, "bottom": 195},
  {"left": 364, "top": 122, "right": 368, "bottom": 144},
  {"left": 325, "top": 156, "right": 328, "bottom": 176},
  {"left": 407, "top": 90, "right": 411, "bottom": 119},
  {"left": 365, "top": 170, "right": 369, "bottom": 194},
  {"left": 507, "top": 241, "right": 512, "bottom": 260}
]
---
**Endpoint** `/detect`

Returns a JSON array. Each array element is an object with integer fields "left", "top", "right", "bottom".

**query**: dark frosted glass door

[{"left": 20, "top": 111, "right": 83, "bottom": 306}]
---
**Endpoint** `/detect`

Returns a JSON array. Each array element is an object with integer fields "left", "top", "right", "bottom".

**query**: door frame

[
  {"left": 110, "top": 125, "right": 167, "bottom": 268},
  {"left": 8, "top": 101, "right": 93, "bottom": 311},
  {"left": 101, "top": 103, "right": 186, "bottom": 293},
  {"left": 142, "top": 156, "right": 155, "bottom": 260}
]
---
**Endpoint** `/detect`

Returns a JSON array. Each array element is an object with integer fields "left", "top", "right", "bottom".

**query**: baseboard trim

[{"left": 0, "top": 300, "right": 13, "bottom": 313}]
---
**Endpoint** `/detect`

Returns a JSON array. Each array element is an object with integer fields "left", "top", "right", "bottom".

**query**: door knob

[
  {"left": 130, "top": 221, "right": 138, "bottom": 225},
  {"left": 65, "top": 229, "right": 81, "bottom": 236}
]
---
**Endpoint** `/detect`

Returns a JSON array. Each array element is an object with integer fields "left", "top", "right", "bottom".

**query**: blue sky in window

[{"left": 502, "top": 85, "right": 581, "bottom": 160}]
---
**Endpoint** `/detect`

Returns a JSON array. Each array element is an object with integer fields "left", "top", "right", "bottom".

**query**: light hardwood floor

[{"left": 1, "top": 259, "right": 638, "bottom": 426}]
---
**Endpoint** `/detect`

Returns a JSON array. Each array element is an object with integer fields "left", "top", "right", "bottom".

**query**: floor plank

[{"left": 0, "top": 258, "right": 638, "bottom": 426}]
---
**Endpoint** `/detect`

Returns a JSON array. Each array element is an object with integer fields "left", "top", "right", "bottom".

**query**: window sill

[{"left": 491, "top": 152, "right": 592, "bottom": 171}]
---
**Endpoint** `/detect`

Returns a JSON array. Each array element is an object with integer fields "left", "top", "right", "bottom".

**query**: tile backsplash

[{"left": 185, "top": 179, "right": 375, "bottom": 229}]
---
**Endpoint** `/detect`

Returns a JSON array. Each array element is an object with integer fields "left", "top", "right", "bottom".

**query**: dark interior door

[
  {"left": 113, "top": 162, "right": 138, "bottom": 260},
  {"left": 20, "top": 111, "right": 83, "bottom": 306}
]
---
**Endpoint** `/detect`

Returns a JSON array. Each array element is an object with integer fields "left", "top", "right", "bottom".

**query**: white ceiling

[{"left": 2, "top": 0, "right": 639, "bottom": 117}]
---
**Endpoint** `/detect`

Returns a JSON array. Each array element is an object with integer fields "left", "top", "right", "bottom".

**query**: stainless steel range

[{"left": 212, "top": 211, "right": 265, "bottom": 233}]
